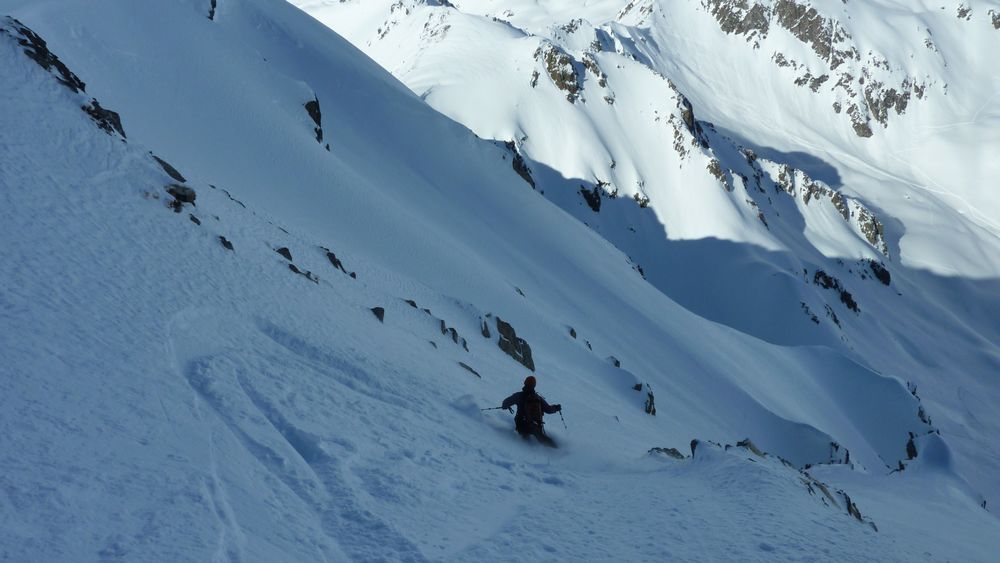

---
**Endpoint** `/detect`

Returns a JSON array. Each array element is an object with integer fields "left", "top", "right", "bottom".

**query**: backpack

[{"left": 521, "top": 392, "right": 544, "bottom": 427}]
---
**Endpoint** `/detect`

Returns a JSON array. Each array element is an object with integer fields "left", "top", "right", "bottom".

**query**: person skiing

[{"left": 501, "top": 376, "right": 561, "bottom": 446}]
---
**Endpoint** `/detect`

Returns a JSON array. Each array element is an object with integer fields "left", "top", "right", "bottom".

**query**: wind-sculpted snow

[{"left": 3, "top": 0, "right": 1000, "bottom": 560}]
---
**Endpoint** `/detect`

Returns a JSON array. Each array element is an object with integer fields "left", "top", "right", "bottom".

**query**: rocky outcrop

[
  {"left": 371, "top": 307, "right": 385, "bottom": 322},
  {"left": 496, "top": 317, "right": 535, "bottom": 371},
  {"left": 82, "top": 100, "right": 125, "bottom": 138},
  {"left": 218, "top": 236, "right": 234, "bottom": 251},
  {"left": 3, "top": 17, "right": 85, "bottom": 93},
  {"left": 3, "top": 18, "right": 126, "bottom": 139},
  {"left": 305, "top": 96, "right": 324, "bottom": 145},
  {"left": 704, "top": 0, "right": 927, "bottom": 136},
  {"left": 535, "top": 43, "right": 581, "bottom": 102},
  {"left": 504, "top": 141, "right": 535, "bottom": 189},
  {"left": 813, "top": 270, "right": 860, "bottom": 313}
]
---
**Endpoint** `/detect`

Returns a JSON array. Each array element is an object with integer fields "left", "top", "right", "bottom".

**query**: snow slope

[
  {"left": 294, "top": 0, "right": 1000, "bottom": 507},
  {"left": 1, "top": 0, "right": 998, "bottom": 560}
]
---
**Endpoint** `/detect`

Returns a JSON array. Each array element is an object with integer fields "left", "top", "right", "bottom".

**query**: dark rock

[
  {"left": 448, "top": 327, "right": 459, "bottom": 344},
  {"left": 219, "top": 236, "right": 234, "bottom": 251},
  {"left": 458, "top": 362, "right": 481, "bottom": 378},
  {"left": 495, "top": 317, "right": 535, "bottom": 371},
  {"left": 580, "top": 185, "right": 601, "bottom": 212},
  {"left": 208, "top": 0, "right": 217, "bottom": 20},
  {"left": 608, "top": 356, "right": 621, "bottom": 368},
  {"left": 504, "top": 141, "right": 535, "bottom": 189},
  {"left": 481, "top": 318, "right": 491, "bottom": 338},
  {"left": 690, "top": 439, "right": 700, "bottom": 457},
  {"left": 83, "top": 99, "right": 126, "bottom": 138},
  {"left": 5, "top": 18, "right": 86, "bottom": 92},
  {"left": 167, "top": 184, "right": 197, "bottom": 204},
  {"left": 152, "top": 155, "right": 187, "bottom": 182},
  {"left": 404, "top": 299, "right": 417, "bottom": 308},
  {"left": 814, "top": 270, "right": 860, "bottom": 313},
  {"left": 644, "top": 385, "right": 656, "bottom": 416},
  {"left": 276, "top": 247, "right": 293, "bottom": 261},
  {"left": 633, "top": 383, "right": 642, "bottom": 391},
  {"left": 906, "top": 433, "right": 917, "bottom": 460},
  {"left": 305, "top": 97, "right": 323, "bottom": 143},
  {"left": 439, "top": 319, "right": 448, "bottom": 335},
  {"left": 189, "top": 214, "right": 201, "bottom": 225},
  {"left": 868, "top": 260, "right": 891, "bottom": 285},
  {"left": 649, "top": 447, "right": 685, "bottom": 460},
  {"left": 371, "top": 307, "right": 385, "bottom": 322},
  {"left": 287, "top": 264, "right": 318, "bottom": 283},
  {"left": 569, "top": 327, "right": 577, "bottom": 339}
]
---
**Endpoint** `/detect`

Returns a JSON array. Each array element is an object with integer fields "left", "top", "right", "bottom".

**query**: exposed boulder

[
  {"left": 167, "top": 184, "right": 196, "bottom": 204},
  {"left": 82, "top": 99, "right": 126, "bottom": 138},
  {"left": 276, "top": 247, "right": 293, "bottom": 261},
  {"left": 648, "top": 447, "right": 686, "bottom": 459},
  {"left": 218, "top": 236, "right": 234, "bottom": 251},
  {"left": 496, "top": 317, "right": 535, "bottom": 371},
  {"left": 371, "top": 307, "right": 385, "bottom": 322},
  {"left": 152, "top": 155, "right": 187, "bottom": 182}
]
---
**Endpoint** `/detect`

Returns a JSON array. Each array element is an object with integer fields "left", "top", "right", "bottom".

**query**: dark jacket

[{"left": 501, "top": 388, "right": 560, "bottom": 419}]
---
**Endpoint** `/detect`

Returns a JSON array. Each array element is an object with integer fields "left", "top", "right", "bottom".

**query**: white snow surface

[{"left": 1, "top": 0, "right": 998, "bottom": 560}]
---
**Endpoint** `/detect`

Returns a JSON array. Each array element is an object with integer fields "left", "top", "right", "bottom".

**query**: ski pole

[
  {"left": 559, "top": 410, "right": 567, "bottom": 429},
  {"left": 480, "top": 406, "right": 506, "bottom": 412}
]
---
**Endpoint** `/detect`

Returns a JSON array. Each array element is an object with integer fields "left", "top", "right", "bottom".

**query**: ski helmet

[{"left": 524, "top": 375, "right": 536, "bottom": 389}]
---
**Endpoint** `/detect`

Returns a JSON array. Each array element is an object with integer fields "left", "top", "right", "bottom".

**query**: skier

[{"left": 501, "top": 376, "right": 561, "bottom": 447}]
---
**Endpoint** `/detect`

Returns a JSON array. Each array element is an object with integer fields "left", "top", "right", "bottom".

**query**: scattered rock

[
  {"left": 569, "top": 327, "right": 577, "bottom": 339},
  {"left": 633, "top": 383, "right": 642, "bottom": 391},
  {"left": 481, "top": 318, "right": 491, "bottom": 338},
  {"left": 208, "top": 0, "right": 217, "bottom": 20},
  {"left": 276, "top": 247, "right": 293, "bottom": 261},
  {"left": 404, "top": 299, "right": 417, "bottom": 308},
  {"left": 644, "top": 384, "right": 656, "bottom": 416},
  {"left": 218, "top": 236, "right": 234, "bottom": 251},
  {"left": 371, "top": 307, "right": 385, "bottom": 322},
  {"left": 189, "top": 214, "right": 201, "bottom": 225}
]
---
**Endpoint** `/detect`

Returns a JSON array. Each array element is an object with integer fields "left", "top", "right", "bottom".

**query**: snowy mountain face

[
  {"left": 1, "top": 0, "right": 998, "bottom": 560},
  {"left": 297, "top": 0, "right": 1000, "bottom": 502}
]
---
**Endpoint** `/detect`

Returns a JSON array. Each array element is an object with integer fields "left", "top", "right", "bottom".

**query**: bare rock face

[
  {"left": 495, "top": 317, "right": 535, "bottom": 371},
  {"left": 305, "top": 96, "right": 323, "bottom": 144},
  {"left": 704, "top": 0, "right": 927, "bottom": 137},
  {"left": 504, "top": 141, "right": 535, "bottom": 189},
  {"left": 3, "top": 17, "right": 85, "bottom": 93},
  {"left": 534, "top": 43, "right": 582, "bottom": 102}
]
